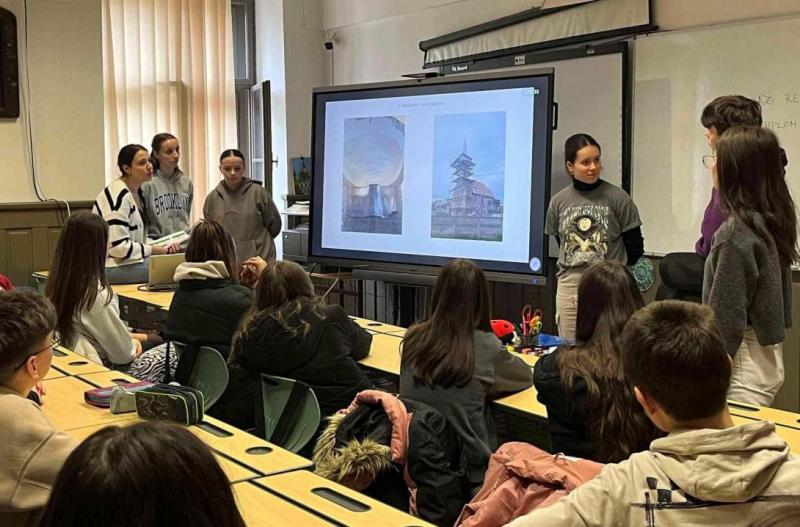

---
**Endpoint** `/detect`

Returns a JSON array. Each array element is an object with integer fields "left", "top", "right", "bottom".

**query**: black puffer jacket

[
  {"left": 163, "top": 261, "right": 257, "bottom": 429},
  {"left": 233, "top": 298, "right": 373, "bottom": 418},
  {"left": 164, "top": 270, "right": 252, "bottom": 358},
  {"left": 313, "top": 390, "right": 471, "bottom": 527}
]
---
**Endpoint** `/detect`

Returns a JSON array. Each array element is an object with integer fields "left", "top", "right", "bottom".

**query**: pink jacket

[{"left": 458, "top": 442, "right": 602, "bottom": 527}]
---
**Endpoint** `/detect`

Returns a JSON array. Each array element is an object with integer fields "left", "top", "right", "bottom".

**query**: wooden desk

[
  {"left": 65, "top": 419, "right": 259, "bottom": 483},
  {"left": 257, "top": 471, "right": 433, "bottom": 527},
  {"left": 78, "top": 370, "right": 140, "bottom": 387},
  {"left": 729, "top": 400, "right": 800, "bottom": 430},
  {"left": 192, "top": 416, "right": 313, "bottom": 476},
  {"left": 359, "top": 333, "right": 402, "bottom": 375},
  {"left": 493, "top": 386, "right": 548, "bottom": 419},
  {"left": 234, "top": 480, "right": 334, "bottom": 526},
  {"left": 112, "top": 284, "right": 174, "bottom": 310},
  {"left": 50, "top": 346, "right": 109, "bottom": 377},
  {"left": 44, "top": 366, "right": 66, "bottom": 380},
  {"left": 351, "top": 317, "right": 407, "bottom": 335},
  {"left": 42, "top": 376, "right": 138, "bottom": 431}
]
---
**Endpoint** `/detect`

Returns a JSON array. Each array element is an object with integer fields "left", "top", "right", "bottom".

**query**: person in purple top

[{"left": 656, "top": 95, "right": 787, "bottom": 300}]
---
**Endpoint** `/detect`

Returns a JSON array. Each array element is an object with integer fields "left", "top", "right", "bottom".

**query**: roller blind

[{"left": 421, "top": 0, "right": 652, "bottom": 68}]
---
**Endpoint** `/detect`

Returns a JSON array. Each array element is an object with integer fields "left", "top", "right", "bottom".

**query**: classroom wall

[{"left": 0, "top": 0, "right": 104, "bottom": 204}]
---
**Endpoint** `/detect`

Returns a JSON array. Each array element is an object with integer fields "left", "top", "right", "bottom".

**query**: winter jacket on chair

[
  {"left": 457, "top": 442, "right": 602, "bottom": 527},
  {"left": 313, "top": 390, "right": 472, "bottom": 527}
]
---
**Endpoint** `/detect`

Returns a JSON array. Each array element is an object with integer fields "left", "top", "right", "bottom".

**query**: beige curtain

[{"left": 102, "top": 0, "right": 237, "bottom": 221}]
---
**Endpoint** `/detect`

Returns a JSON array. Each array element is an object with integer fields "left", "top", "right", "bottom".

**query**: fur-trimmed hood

[{"left": 313, "top": 390, "right": 411, "bottom": 490}]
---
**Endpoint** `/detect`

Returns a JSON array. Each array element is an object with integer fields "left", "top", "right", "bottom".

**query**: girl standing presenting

[
  {"left": 203, "top": 149, "right": 281, "bottom": 262},
  {"left": 141, "top": 133, "right": 193, "bottom": 239},
  {"left": 546, "top": 134, "right": 643, "bottom": 340},
  {"left": 704, "top": 126, "right": 797, "bottom": 406}
]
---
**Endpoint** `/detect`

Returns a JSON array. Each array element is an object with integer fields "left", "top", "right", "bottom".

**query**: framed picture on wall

[
  {"left": 290, "top": 156, "right": 312, "bottom": 196},
  {"left": 0, "top": 7, "right": 20, "bottom": 119}
]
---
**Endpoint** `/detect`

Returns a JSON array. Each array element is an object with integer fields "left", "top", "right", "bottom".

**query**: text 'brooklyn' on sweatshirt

[{"left": 141, "top": 167, "right": 194, "bottom": 239}]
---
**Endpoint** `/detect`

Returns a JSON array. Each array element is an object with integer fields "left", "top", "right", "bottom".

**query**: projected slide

[
  {"left": 320, "top": 87, "right": 535, "bottom": 265},
  {"left": 311, "top": 71, "right": 553, "bottom": 275}
]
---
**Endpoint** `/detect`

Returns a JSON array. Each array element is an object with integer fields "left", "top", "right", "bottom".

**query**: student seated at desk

[
  {"left": 506, "top": 301, "right": 800, "bottom": 527},
  {"left": 534, "top": 261, "right": 661, "bottom": 463},
  {"left": 0, "top": 291, "right": 76, "bottom": 526},
  {"left": 163, "top": 220, "right": 257, "bottom": 428},
  {"left": 93, "top": 144, "right": 182, "bottom": 285},
  {"left": 228, "top": 260, "right": 373, "bottom": 419},
  {"left": 39, "top": 421, "right": 244, "bottom": 527},
  {"left": 399, "top": 259, "right": 533, "bottom": 490},
  {"left": 46, "top": 212, "right": 165, "bottom": 380}
]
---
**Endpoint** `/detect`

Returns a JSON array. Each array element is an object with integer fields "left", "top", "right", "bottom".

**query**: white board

[{"left": 633, "top": 15, "right": 800, "bottom": 255}]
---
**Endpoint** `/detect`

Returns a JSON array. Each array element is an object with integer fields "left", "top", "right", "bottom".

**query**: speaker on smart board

[{"left": 0, "top": 7, "right": 19, "bottom": 119}]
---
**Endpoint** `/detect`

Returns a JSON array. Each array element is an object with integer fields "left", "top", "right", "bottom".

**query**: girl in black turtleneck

[{"left": 544, "top": 133, "right": 644, "bottom": 340}]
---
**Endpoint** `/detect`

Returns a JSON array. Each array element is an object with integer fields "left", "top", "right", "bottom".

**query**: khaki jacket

[
  {"left": 0, "top": 387, "right": 77, "bottom": 526},
  {"left": 506, "top": 420, "right": 800, "bottom": 527}
]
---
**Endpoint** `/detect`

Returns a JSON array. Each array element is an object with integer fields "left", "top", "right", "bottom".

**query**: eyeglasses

[
  {"left": 702, "top": 154, "right": 717, "bottom": 169},
  {"left": 13, "top": 337, "right": 59, "bottom": 371}
]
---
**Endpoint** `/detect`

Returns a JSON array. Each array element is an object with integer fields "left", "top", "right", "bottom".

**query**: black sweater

[
  {"left": 533, "top": 348, "right": 593, "bottom": 459},
  {"left": 235, "top": 299, "right": 374, "bottom": 417}
]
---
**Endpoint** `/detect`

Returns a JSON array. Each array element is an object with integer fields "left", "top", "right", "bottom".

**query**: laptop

[{"left": 146, "top": 253, "right": 186, "bottom": 291}]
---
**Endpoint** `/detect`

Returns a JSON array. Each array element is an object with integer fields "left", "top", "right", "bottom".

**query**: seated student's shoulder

[{"left": 0, "top": 388, "right": 75, "bottom": 447}]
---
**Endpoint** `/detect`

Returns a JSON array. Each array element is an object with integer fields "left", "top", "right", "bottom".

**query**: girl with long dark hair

[
  {"left": 229, "top": 260, "right": 372, "bottom": 419},
  {"left": 399, "top": 259, "right": 532, "bottom": 489},
  {"left": 704, "top": 125, "right": 798, "bottom": 406},
  {"left": 45, "top": 211, "right": 164, "bottom": 379},
  {"left": 546, "top": 133, "right": 644, "bottom": 340},
  {"left": 534, "top": 261, "right": 661, "bottom": 462}
]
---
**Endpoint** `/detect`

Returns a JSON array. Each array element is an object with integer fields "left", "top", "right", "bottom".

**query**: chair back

[
  {"left": 258, "top": 373, "right": 321, "bottom": 453},
  {"left": 171, "top": 342, "right": 229, "bottom": 410}
]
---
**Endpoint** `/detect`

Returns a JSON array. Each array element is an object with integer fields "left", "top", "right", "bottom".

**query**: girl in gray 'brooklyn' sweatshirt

[
  {"left": 203, "top": 149, "right": 282, "bottom": 263},
  {"left": 703, "top": 126, "right": 797, "bottom": 407},
  {"left": 141, "top": 133, "right": 194, "bottom": 239}
]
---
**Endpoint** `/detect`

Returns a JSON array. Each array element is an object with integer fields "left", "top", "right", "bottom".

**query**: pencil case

[
  {"left": 134, "top": 384, "right": 205, "bottom": 426},
  {"left": 84, "top": 381, "right": 154, "bottom": 408}
]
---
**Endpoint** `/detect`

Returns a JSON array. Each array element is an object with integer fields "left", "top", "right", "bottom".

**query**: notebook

[{"left": 146, "top": 253, "right": 185, "bottom": 291}]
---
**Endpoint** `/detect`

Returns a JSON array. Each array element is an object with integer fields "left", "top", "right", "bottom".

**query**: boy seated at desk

[
  {"left": 506, "top": 300, "right": 800, "bottom": 527},
  {"left": 0, "top": 291, "right": 77, "bottom": 526}
]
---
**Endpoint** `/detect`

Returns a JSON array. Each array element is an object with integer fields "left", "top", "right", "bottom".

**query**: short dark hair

[
  {"left": 39, "top": 421, "right": 245, "bottom": 527},
  {"left": 621, "top": 300, "right": 731, "bottom": 422},
  {"left": 117, "top": 144, "right": 148, "bottom": 175},
  {"left": 700, "top": 95, "right": 762, "bottom": 135},
  {"left": 565, "top": 133, "right": 601, "bottom": 165},
  {"left": 0, "top": 290, "right": 56, "bottom": 380}
]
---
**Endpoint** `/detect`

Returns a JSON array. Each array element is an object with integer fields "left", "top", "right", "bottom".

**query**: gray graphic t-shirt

[{"left": 546, "top": 181, "right": 641, "bottom": 276}]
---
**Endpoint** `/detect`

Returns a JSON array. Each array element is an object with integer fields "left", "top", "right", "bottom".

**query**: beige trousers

[
  {"left": 555, "top": 269, "right": 583, "bottom": 342},
  {"left": 728, "top": 328, "right": 784, "bottom": 407}
]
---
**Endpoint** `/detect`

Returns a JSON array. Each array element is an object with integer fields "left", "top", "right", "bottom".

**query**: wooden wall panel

[{"left": 0, "top": 202, "right": 92, "bottom": 286}]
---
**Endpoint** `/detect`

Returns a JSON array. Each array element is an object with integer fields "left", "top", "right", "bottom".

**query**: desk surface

[
  {"left": 234, "top": 481, "right": 334, "bottom": 526},
  {"left": 112, "top": 284, "right": 174, "bottom": 309},
  {"left": 78, "top": 370, "right": 140, "bottom": 387},
  {"left": 258, "top": 471, "right": 433, "bottom": 527},
  {"left": 42, "top": 376, "right": 138, "bottom": 431},
  {"left": 192, "top": 416, "right": 313, "bottom": 477},
  {"left": 729, "top": 400, "right": 800, "bottom": 430},
  {"left": 65, "top": 419, "right": 259, "bottom": 483},
  {"left": 351, "top": 317, "right": 408, "bottom": 335},
  {"left": 359, "top": 333, "right": 403, "bottom": 374},
  {"left": 51, "top": 347, "right": 109, "bottom": 377}
]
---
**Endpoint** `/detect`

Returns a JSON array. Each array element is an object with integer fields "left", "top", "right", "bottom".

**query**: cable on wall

[{"left": 21, "top": 0, "right": 71, "bottom": 223}]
